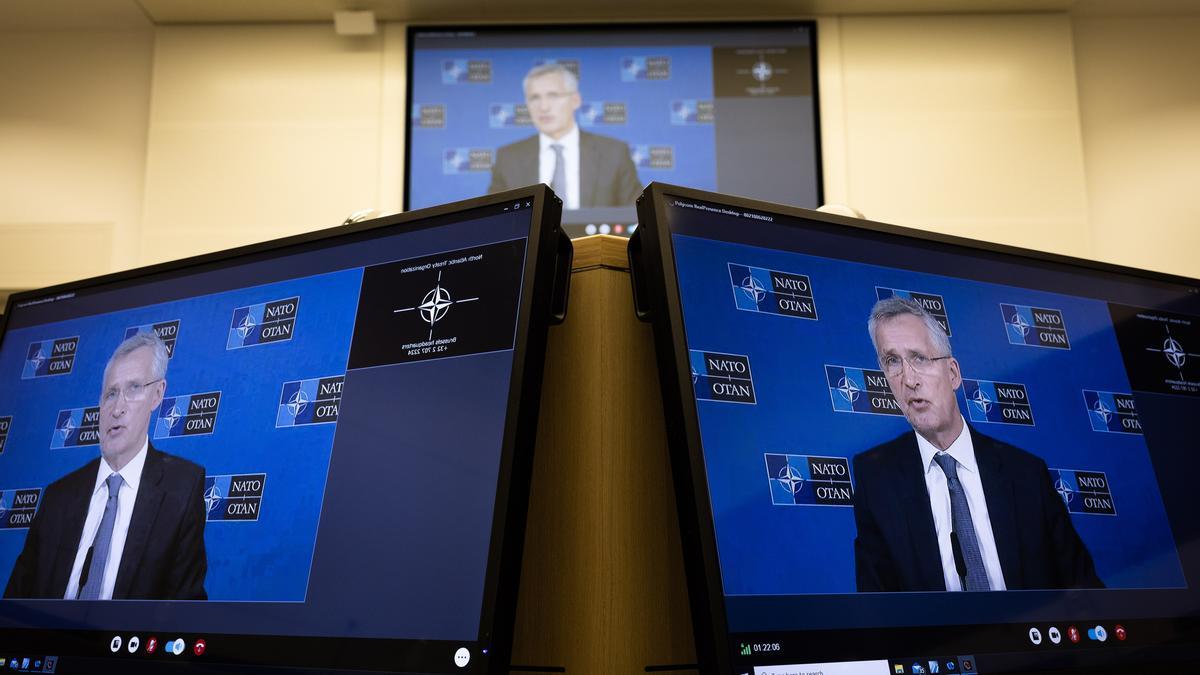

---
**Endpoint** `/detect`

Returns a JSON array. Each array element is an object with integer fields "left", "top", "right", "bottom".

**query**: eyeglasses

[
  {"left": 101, "top": 379, "right": 162, "bottom": 407},
  {"left": 526, "top": 91, "right": 572, "bottom": 104},
  {"left": 879, "top": 353, "right": 952, "bottom": 377}
]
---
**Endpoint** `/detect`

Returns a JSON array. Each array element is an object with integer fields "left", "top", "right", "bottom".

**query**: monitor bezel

[
  {"left": 402, "top": 20, "right": 824, "bottom": 224},
  {"left": 630, "top": 180, "right": 1200, "bottom": 674},
  {"left": 0, "top": 184, "right": 569, "bottom": 674}
]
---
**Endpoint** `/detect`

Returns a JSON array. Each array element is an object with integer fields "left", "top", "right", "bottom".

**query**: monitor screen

[
  {"left": 406, "top": 22, "right": 821, "bottom": 237},
  {"left": 631, "top": 183, "right": 1200, "bottom": 674},
  {"left": 0, "top": 187, "right": 568, "bottom": 674}
]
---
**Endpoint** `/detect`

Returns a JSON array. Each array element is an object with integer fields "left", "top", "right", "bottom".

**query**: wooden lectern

[{"left": 510, "top": 235, "right": 697, "bottom": 674}]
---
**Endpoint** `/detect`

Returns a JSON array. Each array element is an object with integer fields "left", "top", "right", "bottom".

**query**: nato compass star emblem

[
  {"left": 57, "top": 416, "right": 75, "bottom": 441},
  {"left": 752, "top": 60, "right": 773, "bottom": 82},
  {"left": 419, "top": 286, "right": 453, "bottom": 326},
  {"left": 836, "top": 376, "right": 862, "bottom": 404},
  {"left": 236, "top": 313, "right": 257, "bottom": 339},
  {"left": 1055, "top": 478, "right": 1075, "bottom": 505},
  {"left": 1145, "top": 325, "right": 1199, "bottom": 377},
  {"left": 1091, "top": 398, "right": 1114, "bottom": 425},
  {"left": 204, "top": 483, "right": 222, "bottom": 514},
  {"left": 287, "top": 388, "right": 309, "bottom": 417},
  {"left": 1163, "top": 337, "right": 1187, "bottom": 369},
  {"left": 1008, "top": 312, "right": 1031, "bottom": 338},
  {"left": 776, "top": 463, "right": 804, "bottom": 496},
  {"left": 739, "top": 275, "right": 767, "bottom": 305},
  {"left": 971, "top": 388, "right": 993, "bottom": 415},
  {"left": 162, "top": 404, "right": 183, "bottom": 430},
  {"left": 29, "top": 348, "right": 47, "bottom": 371},
  {"left": 393, "top": 269, "right": 480, "bottom": 341}
]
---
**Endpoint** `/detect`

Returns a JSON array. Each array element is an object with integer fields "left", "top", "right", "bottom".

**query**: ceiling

[{"left": 1, "top": 0, "right": 1196, "bottom": 30}]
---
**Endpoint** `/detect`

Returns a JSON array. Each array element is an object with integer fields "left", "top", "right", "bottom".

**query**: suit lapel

[
  {"left": 578, "top": 131, "right": 597, "bottom": 207},
  {"left": 114, "top": 446, "right": 164, "bottom": 598},
  {"left": 972, "top": 427, "right": 1021, "bottom": 588},
  {"left": 50, "top": 459, "right": 101, "bottom": 596},
  {"left": 514, "top": 136, "right": 539, "bottom": 186},
  {"left": 891, "top": 435, "right": 945, "bottom": 590}
]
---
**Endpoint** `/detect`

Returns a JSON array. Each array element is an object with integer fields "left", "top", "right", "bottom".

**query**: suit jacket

[
  {"left": 852, "top": 426, "right": 1103, "bottom": 592},
  {"left": 487, "top": 129, "right": 643, "bottom": 207},
  {"left": 4, "top": 444, "right": 208, "bottom": 600}
]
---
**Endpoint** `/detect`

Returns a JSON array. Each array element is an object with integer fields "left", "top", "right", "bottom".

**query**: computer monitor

[
  {"left": 629, "top": 182, "right": 1200, "bottom": 674},
  {"left": 0, "top": 185, "right": 571, "bottom": 674},
  {"left": 406, "top": 22, "right": 821, "bottom": 237}
]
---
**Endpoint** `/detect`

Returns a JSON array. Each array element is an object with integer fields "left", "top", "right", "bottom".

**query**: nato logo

[
  {"left": 876, "top": 287, "right": 951, "bottom": 336},
  {"left": 203, "top": 473, "right": 266, "bottom": 521},
  {"left": 621, "top": 56, "right": 671, "bottom": 81},
  {"left": 124, "top": 320, "right": 181, "bottom": 358},
  {"left": 0, "top": 416, "right": 10, "bottom": 455},
  {"left": 0, "top": 488, "right": 41, "bottom": 529},
  {"left": 578, "top": 101, "right": 627, "bottom": 126},
  {"left": 154, "top": 391, "right": 221, "bottom": 439},
  {"left": 414, "top": 103, "right": 446, "bottom": 129},
  {"left": 443, "top": 147, "right": 494, "bottom": 174},
  {"left": 441, "top": 59, "right": 491, "bottom": 84},
  {"left": 1000, "top": 304, "right": 1070, "bottom": 349},
  {"left": 50, "top": 407, "right": 101, "bottom": 449},
  {"left": 1082, "top": 389, "right": 1142, "bottom": 434},
  {"left": 631, "top": 145, "right": 674, "bottom": 170},
  {"left": 1051, "top": 468, "right": 1117, "bottom": 516},
  {"left": 826, "top": 365, "right": 902, "bottom": 416},
  {"left": 489, "top": 103, "right": 531, "bottom": 128},
  {"left": 689, "top": 350, "right": 755, "bottom": 404},
  {"left": 729, "top": 263, "right": 817, "bottom": 320},
  {"left": 765, "top": 453, "right": 854, "bottom": 506},
  {"left": 277, "top": 375, "right": 344, "bottom": 427},
  {"left": 22, "top": 336, "right": 78, "bottom": 379},
  {"left": 962, "top": 379, "right": 1035, "bottom": 426},
  {"left": 670, "top": 99, "right": 714, "bottom": 125},
  {"left": 227, "top": 297, "right": 299, "bottom": 349}
]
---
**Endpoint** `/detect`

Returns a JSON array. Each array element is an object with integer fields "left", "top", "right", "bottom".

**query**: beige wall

[
  {"left": 821, "top": 13, "right": 1092, "bottom": 258},
  {"left": 1074, "top": 14, "right": 1200, "bottom": 278},
  {"left": 139, "top": 23, "right": 406, "bottom": 265},
  {"left": 0, "top": 27, "right": 153, "bottom": 292},
  {"left": 1, "top": 12, "right": 1197, "bottom": 296}
]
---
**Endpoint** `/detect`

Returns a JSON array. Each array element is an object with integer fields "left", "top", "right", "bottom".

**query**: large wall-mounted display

[{"left": 406, "top": 23, "right": 821, "bottom": 236}]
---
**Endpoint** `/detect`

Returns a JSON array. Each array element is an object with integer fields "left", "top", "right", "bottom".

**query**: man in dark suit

[
  {"left": 853, "top": 297, "right": 1102, "bottom": 592},
  {"left": 5, "top": 332, "right": 207, "bottom": 600},
  {"left": 487, "top": 63, "right": 642, "bottom": 208}
]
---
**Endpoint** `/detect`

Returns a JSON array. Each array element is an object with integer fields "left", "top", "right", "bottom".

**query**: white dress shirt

[
  {"left": 538, "top": 125, "right": 581, "bottom": 210},
  {"left": 915, "top": 419, "right": 1008, "bottom": 592},
  {"left": 64, "top": 439, "right": 149, "bottom": 600}
]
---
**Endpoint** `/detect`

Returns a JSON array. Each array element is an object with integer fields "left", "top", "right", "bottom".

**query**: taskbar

[
  {"left": 730, "top": 617, "right": 1200, "bottom": 674},
  {"left": 0, "top": 628, "right": 491, "bottom": 674}
]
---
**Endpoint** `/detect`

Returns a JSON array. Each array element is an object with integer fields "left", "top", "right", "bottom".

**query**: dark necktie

[
  {"left": 79, "top": 473, "right": 124, "bottom": 600},
  {"left": 550, "top": 143, "right": 566, "bottom": 198},
  {"left": 932, "top": 453, "right": 991, "bottom": 591}
]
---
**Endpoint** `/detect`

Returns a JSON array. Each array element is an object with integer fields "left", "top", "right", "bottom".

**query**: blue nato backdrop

[{"left": 671, "top": 233, "right": 1186, "bottom": 597}]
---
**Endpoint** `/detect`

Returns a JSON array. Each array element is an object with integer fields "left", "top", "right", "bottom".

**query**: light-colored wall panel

[
  {"left": 1074, "top": 14, "right": 1200, "bottom": 278},
  {"left": 0, "top": 28, "right": 153, "bottom": 283},
  {"left": 833, "top": 14, "right": 1091, "bottom": 257},
  {"left": 141, "top": 25, "right": 388, "bottom": 264},
  {"left": 0, "top": 223, "right": 114, "bottom": 289}
]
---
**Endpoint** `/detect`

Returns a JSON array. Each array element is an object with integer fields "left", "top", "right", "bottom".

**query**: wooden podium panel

[{"left": 510, "top": 235, "right": 697, "bottom": 673}]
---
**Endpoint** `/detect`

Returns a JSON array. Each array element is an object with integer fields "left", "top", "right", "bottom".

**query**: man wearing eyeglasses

[
  {"left": 851, "top": 297, "right": 1101, "bottom": 593},
  {"left": 487, "top": 63, "right": 642, "bottom": 208},
  {"left": 5, "top": 332, "right": 207, "bottom": 600}
]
